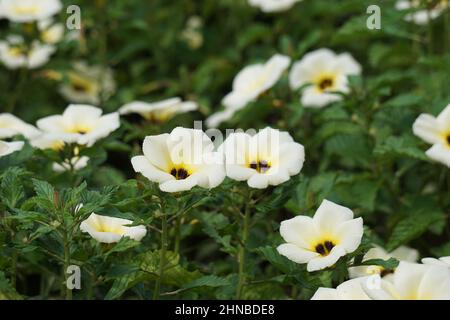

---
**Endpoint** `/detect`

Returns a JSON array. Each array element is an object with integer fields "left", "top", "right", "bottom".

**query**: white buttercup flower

[
  {"left": 248, "top": 0, "right": 302, "bottom": 12},
  {"left": 349, "top": 246, "right": 418, "bottom": 279},
  {"left": 36, "top": 105, "right": 120, "bottom": 146},
  {"left": 218, "top": 127, "right": 304, "bottom": 189},
  {"left": 0, "top": 36, "right": 55, "bottom": 69},
  {"left": 289, "top": 48, "right": 361, "bottom": 108},
  {"left": 396, "top": 0, "right": 448, "bottom": 25},
  {"left": 0, "top": 140, "right": 24, "bottom": 157},
  {"left": 362, "top": 262, "right": 450, "bottom": 300},
  {"left": 59, "top": 62, "right": 116, "bottom": 105},
  {"left": 38, "top": 19, "right": 64, "bottom": 44},
  {"left": 80, "top": 213, "right": 147, "bottom": 244},
  {"left": 0, "top": 113, "right": 41, "bottom": 139},
  {"left": 413, "top": 103, "right": 450, "bottom": 167},
  {"left": 0, "top": 0, "right": 62, "bottom": 23},
  {"left": 422, "top": 256, "right": 450, "bottom": 268},
  {"left": 131, "top": 127, "right": 225, "bottom": 193},
  {"left": 277, "top": 199, "right": 363, "bottom": 272},
  {"left": 119, "top": 97, "right": 198, "bottom": 122},
  {"left": 311, "top": 277, "right": 372, "bottom": 300}
]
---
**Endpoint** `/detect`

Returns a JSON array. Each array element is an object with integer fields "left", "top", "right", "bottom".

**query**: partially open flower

[
  {"left": 413, "top": 103, "right": 450, "bottom": 167},
  {"left": 0, "top": 113, "right": 41, "bottom": 139},
  {"left": 277, "top": 199, "right": 363, "bottom": 272},
  {"left": 0, "top": 0, "right": 62, "bottom": 23},
  {"left": 119, "top": 97, "right": 198, "bottom": 123},
  {"left": 362, "top": 262, "right": 450, "bottom": 300},
  {"left": 80, "top": 213, "right": 147, "bottom": 244},
  {"left": 396, "top": 0, "right": 448, "bottom": 25},
  {"left": 422, "top": 256, "right": 450, "bottom": 268},
  {"left": 289, "top": 48, "right": 361, "bottom": 108},
  {"left": 248, "top": 0, "right": 302, "bottom": 12},
  {"left": 311, "top": 277, "right": 372, "bottom": 300},
  {"left": 36, "top": 104, "right": 120, "bottom": 146},
  {"left": 0, "top": 36, "right": 55, "bottom": 69},
  {"left": 218, "top": 127, "right": 304, "bottom": 189},
  {"left": 131, "top": 127, "right": 225, "bottom": 193},
  {"left": 0, "top": 140, "right": 24, "bottom": 157},
  {"left": 38, "top": 19, "right": 64, "bottom": 44},
  {"left": 348, "top": 246, "right": 418, "bottom": 279}
]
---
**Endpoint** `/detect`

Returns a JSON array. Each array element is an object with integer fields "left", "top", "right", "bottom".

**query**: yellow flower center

[
  {"left": 66, "top": 124, "right": 93, "bottom": 134},
  {"left": 95, "top": 224, "right": 125, "bottom": 235},
  {"left": 69, "top": 73, "right": 97, "bottom": 94},
  {"left": 14, "top": 6, "right": 39, "bottom": 15},
  {"left": 170, "top": 167, "right": 191, "bottom": 180},
  {"left": 248, "top": 160, "right": 271, "bottom": 173},
  {"left": 314, "top": 240, "right": 335, "bottom": 256},
  {"left": 8, "top": 47, "right": 25, "bottom": 57}
]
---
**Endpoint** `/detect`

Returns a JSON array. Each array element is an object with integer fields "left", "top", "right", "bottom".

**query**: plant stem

[
  {"left": 236, "top": 199, "right": 251, "bottom": 300},
  {"left": 174, "top": 215, "right": 182, "bottom": 256},
  {"left": 153, "top": 212, "right": 168, "bottom": 300},
  {"left": 7, "top": 68, "right": 28, "bottom": 113},
  {"left": 11, "top": 250, "right": 18, "bottom": 288},
  {"left": 63, "top": 231, "right": 72, "bottom": 300}
]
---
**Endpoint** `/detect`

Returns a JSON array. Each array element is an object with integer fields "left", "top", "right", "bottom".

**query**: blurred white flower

[
  {"left": 289, "top": 48, "right": 361, "bottom": 108},
  {"left": 0, "top": 0, "right": 62, "bottom": 23},
  {"left": 218, "top": 127, "right": 304, "bottom": 189},
  {"left": 413, "top": 103, "right": 450, "bottom": 167},
  {"left": 119, "top": 97, "right": 198, "bottom": 122},
  {"left": 59, "top": 62, "right": 116, "bottom": 105},
  {"left": 207, "top": 54, "right": 290, "bottom": 127},
  {"left": 396, "top": 0, "right": 448, "bottom": 25},
  {"left": 0, "top": 113, "right": 41, "bottom": 139},
  {"left": 422, "top": 256, "right": 450, "bottom": 268},
  {"left": 249, "top": 0, "right": 302, "bottom": 12},
  {"left": 277, "top": 199, "right": 363, "bottom": 272},
  {"left": 38, "top": 19, "right": 64, "bottom": 44},
  {"left": 362, "top": 261, "right": 450, "bottom": 300},
  {"left": 36, "top": 104, "right": 120, "bottom": 146},
  {"left": 311, "top": 277, "right": 372, "bottom": 300},
  {"left": 80, "top": 213, "right": 147, "bottom": 244},
  {"left": 348, "top": 246, "right": 418, "bottom": 279},
  {"left": 0, "top": 140, "right": 24, "bottom": 157},
  {"left": 132, "top": 127, "right": 225, "bottom": 193},
  {"left": 181, "top": 16, "right": 204, "bottom": 50},
  {"left": 0, "top": 36, "right": 55, "bottom": 69}
]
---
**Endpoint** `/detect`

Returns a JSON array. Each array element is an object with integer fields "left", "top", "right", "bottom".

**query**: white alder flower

[
  {"left": 0, "top": 113, "right": 41, "bottom": 139},
  {"left": 277, "top": 199, "right": 363, "bottom": 272},
  {"left": 311, "top": 277, "right": 372, "bottom": 300},
  {"left": 30, "top": 133, "right": 89, "bottom": 172},
  {"left": 119, "top": 97, "right": 198, "bottom": 123},
  {"left": 396, "top": 0, "right": 449, "bottom": 25},
  {"left": 36, "top": 105, "right": 120, "bottom": 146},
  {"left": 413, "top": 103, "right": 450, "bottom": 167},
  {"left": 59, "top": 62, "right": 116, "bottom": 105},
  {"left": 218, "top": 127, "right": 304, "bottom": 189},
  {"left": 0, "top": 140, "right": 24, "bottom": 157},
  {"left": 0, "top": 36, "right": 55, "bottom": 69},
  {"left": 422, "top": 256, "right": 450, "bottom": 268},
  {"left": 80, "top": 213, "right": 147, "bottom": 244},
  {"left": 348, "top": 246, "right": 419, "bottom": 279},
  {"left": 248, "top": 0, "right": 303, "bottom": 12},
  {"left": 289, "top": 48, "right": 361, "bottom": 108},
  {"left": 0, "top": 0, "right": 62, "bottom": 23},
  {"left": 362, "top": 262, "right": 450, "bottom": 300},
  {"left": 132, "top": 127, "right": 226, "bottom": 193},
  {"left": 38, "top": 19, "right": 64, "bottom": 44}
]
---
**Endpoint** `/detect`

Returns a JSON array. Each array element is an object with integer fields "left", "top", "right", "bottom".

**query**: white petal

[
  {"left": 277, "top": 243, "right": 319, "bottom": 264},
  {"left": 412, "top": 114, "right": 442, "bottom": 145},
  {"left": 426, "top": 144, "right": 450, "bottom": 167},
  {"left": 131, "top": 155, "right": 174, "bottom": 183},
  {"left": 279, "top": 215, "right": 319, "bottom": 249},
  {"left": 247, "top": 173, "right": 270, "bottom": 189},
  {"left": 313, "top": 199, "right": 354, "bottom": 235},
  {"left": 310, "top": 288, "right": 340, "bottom": 300},
  {"left": 307, "top": 246, "right": 346, "bottom": 272},
  {"left": 335, "top": 217, "right": 364, "bottom": 253},
  {"left": 142, "top": 134, "right": 171, "bottom": 171},
  {"left": 159, "top": 175, "right": 199, "bottom": 192}
]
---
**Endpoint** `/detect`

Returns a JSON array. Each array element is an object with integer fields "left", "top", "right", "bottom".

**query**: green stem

[
  {"left": 11, "top": 250, "right": 18, "bottom": 289},
  {"left": 63, "top": 231, "right": 72, "bottom": 300},
  {"left": 174, "top": 215, "right": 182, "bottom": 256},
  {"left": 153, "top": 212, "right": 168, "bottom": 300},
  {"left": 236, "top": 200, "right": 251, "bottom": 300},
  {"left": 7, "top": 68, "right": 28, "bottom": 113}
]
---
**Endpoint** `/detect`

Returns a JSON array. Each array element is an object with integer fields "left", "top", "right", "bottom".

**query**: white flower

[
  {"left": 396, "top": 0, "right": 448, "bottom": 25},
  {"left": 248, "top": 0, "right": 302, "bottom": 12},
  {"left": 348, "top": 246, "right": 419, "bottom": 279},
  {"left": 59, "top": 62, "right": 116, "bottom": 105},
  {"left": 218, "top": 127, "right": 304, "bottom": 189},
  {"left": 311, "top": 277, "right": 372, "bottom": 300},
  {"left": 289, "top": 48, "right": 361, "bottom": 108},
  {"left": 0, "top": 113, "right": 41, "bottom": 139},
  {"left": 277, "top": 199, "right": 363, "bottom": 272},
  {"left": 119, "top": 97, "right": 198, "bottom": 122},
  {"left": 422, "top": 256, "right": 450, "bottom": 268},
  {"left": 0, "top": 36, "right": 55, "bottom": 69},
  {"left": 36, "top": 105, "right": 120, "bottom": 146},
  {"left": 80, "top": 213, "right": 147, "bottom": 244},
  {"left": 206, "top": 54, "right": 290, "bottom": 128},
  {"left": 131, "top": 127, "right": 225, "bottom": 193},
  {"left": 413, "top": 103, "right": 450, "bottom": 167},
  {"left": 38, "top": 19, "right": 64, "bottom": 44},
  {"left": 362, "top": 262, "right": 450, "bottom": 300},
  {"left": 0, "top": 140, "right": 24, "bottom": 157},
  {"left": 30, "top": 133, "right": 89, "bottom": 172},
  {"left": 0, "top": 0, "right": 62, "bottom": 23},
  {"left": 205, "top": 107, "right": 239, "bottom": 128}
]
